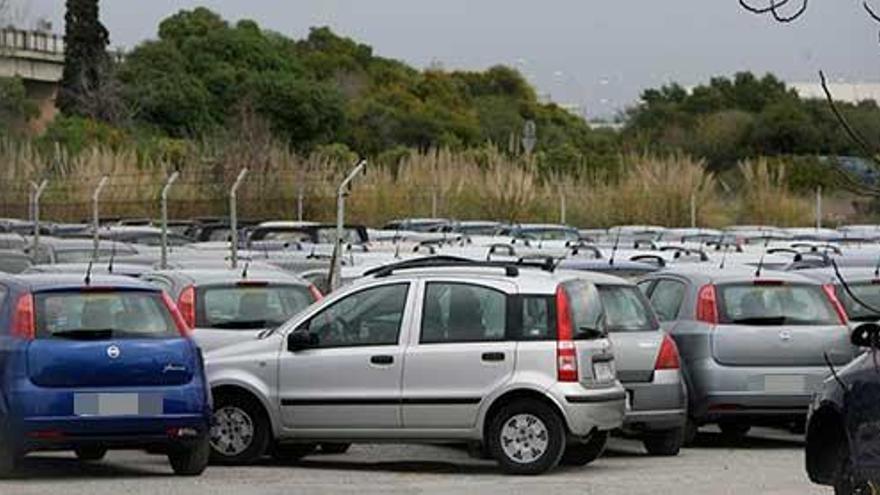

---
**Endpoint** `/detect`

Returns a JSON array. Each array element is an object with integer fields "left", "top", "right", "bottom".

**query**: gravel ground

[{"left": 2, "top": 427, "right": 828, "bottom": 495}]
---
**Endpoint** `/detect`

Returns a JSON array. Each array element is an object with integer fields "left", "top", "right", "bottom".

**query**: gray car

[
  {"left": 638, "top": 266, "right": 855, "bottom": 440},
  {"left": 204, "top": 258, "right": 625, "bottom": 475},
  {"left": 567, "top": 271, "right": 687, "bottom": 455},
  {"left": 142, "top": 268, "right": 320, "bottom": 352}
]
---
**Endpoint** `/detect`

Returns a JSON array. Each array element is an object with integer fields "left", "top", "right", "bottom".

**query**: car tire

[
  {"left": 270, "top": 442, "right": 317, "bottom": 462},
  {"left": 210, "top": 392, "right": 271, "bottom": 465},
  {"left": 168, "top": 437, "right": 210, "bottom": 476},
  {"left": 561, "top": 430, "right": 608, "bottom": 466},
  {"left": 74, "top": 446, "right": 107, "bottom": 462},
  {"left": 643, "top": 429, "right": 683, "bottom": 456},
  {"left": 487, "top": 400, "right": 565, "bottom": 475},
  {"left": 719, "top": 422, "right": 751, "bottom": 438},
  {"left": 320, "top": 443, "right": 351, "bottom": 455},
  {"left": 0, "top": 435, "right": 17, "bottom": 479}
]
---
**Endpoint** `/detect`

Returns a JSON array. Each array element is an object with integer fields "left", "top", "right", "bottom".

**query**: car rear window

[
  {"left": 198, "top": 284, "right": 313, "bottom": 329},
  {"left": 836, "top": 283, "right": 880, "bottom": 322},
  {"left": 34, "top": 290, "right": 178, "bottom": 339},
  {"left": 717, "top": 283, "right": 839, "bottom": 326},
  {"left": 563, "top": 280, "right": 605, "bottom": 338},
  {"left": 598, "top": 285, "right": 659, "bottom": 332}
]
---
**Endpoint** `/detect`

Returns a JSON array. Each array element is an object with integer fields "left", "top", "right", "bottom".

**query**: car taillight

[
  {"left": 822, "top": 284, "right": 848, "bottom": 325},
  {"left": 163, "top": 291, "right": 192, "bottom": 337},
  {"left": 11, "top": 293, "right": 35, "bottom": 340},
  {"left": 555, "top": 285, "right": 579, "bottom": 382},
  {"left": 177, "top": 285, "right": 196, "bottom": 330},
  {"left": 654, "top": 334, "right": 681, "bottom": 370},
  {"left": 308, "top": 284, "right": 323, "bottom": 302},
  {"left": 696, "top": 284, "right": 718, "bottom": 325}
]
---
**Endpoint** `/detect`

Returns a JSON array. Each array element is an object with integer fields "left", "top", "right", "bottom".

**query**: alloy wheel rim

[
  {"left": 210, "top": 406, "right": 255, "bottom": 457},
  {"left": 499, "top": 413, "right": 549, "bottom": 464}
]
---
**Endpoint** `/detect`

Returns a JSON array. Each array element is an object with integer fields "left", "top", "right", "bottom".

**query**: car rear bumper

[
  {"left": 550, "top": 382, "right": 626, "bottom": 436},
  {"left": 13, "top": 414, "right": 210, "bottom": 452},
  {"left": 621, "top": 370, "right": 687, "bottom": 433}
]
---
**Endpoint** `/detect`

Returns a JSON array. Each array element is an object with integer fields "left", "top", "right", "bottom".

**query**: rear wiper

[
  {"left": 50, "top": 329, "right": 116, "bottom": 340},
  {"left": 731, "top": 316, "right": 787, "bottom": 325}
]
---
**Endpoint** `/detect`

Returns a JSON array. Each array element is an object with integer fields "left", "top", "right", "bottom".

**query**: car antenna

[
  {"left": 84, "top": 260, "right": 93, "bottom": 286},
  {"left": 719, "top": 244, "right": 729, "bottom": 270},
  {"left": 873, "top": 251, "right": 880, "bottom": 278},
  {"left": 754, "top": 237, "right": 771, "bottom": 278},
  {"left": 241, "top": 261, "right": 250, "bottom": 279},
  {"left": 608, "top": 227, "right": 622, "bottom": 267},
  {"left": 107, "top": 237, "right": 117, "bottom": 274}
]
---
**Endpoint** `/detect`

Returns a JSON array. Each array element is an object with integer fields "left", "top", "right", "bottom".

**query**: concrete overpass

[{"left": 0, "top": 29, "right": 65, "bottom": 132}]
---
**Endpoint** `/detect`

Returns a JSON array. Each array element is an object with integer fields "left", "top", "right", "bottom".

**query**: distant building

[{"left": 789, "top": 82, "right": 880, "bottom": 104}]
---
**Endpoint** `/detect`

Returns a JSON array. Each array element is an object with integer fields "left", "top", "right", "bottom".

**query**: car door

[
  {"left": 278, "top": 282, "right": 413, "bottom": 430},
  {"left": 401, "top": 279, "right": 515, "bottom": 429}
]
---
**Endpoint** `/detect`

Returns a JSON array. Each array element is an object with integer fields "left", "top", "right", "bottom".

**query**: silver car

[
  {"left": 566, "top": 271, "right": 687, "bottom": 455},
  {"left": 142, "top": 268, "right": 320, "bottom": 352},
  {"left": 638, "top": 266, "right": 855, "bottom": 440},
  {"left": 204, "top": 259, "right": 626, "bottom": 475}
]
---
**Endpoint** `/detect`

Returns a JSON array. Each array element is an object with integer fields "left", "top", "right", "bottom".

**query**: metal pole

[
  {"left": 816, "top": 186, "right": 823, "bottom": 230},
  {"left": 160, "top": 172, "right": 180, "bottom": 269},
  {"left": 329, "top": 159, "right": 367, "bottom": 291},
  {"left": 559, "top": 185, "right": 567, "bottom": 225},
  {"left": 229, "top": 169, "right": 249, "bottom": 269},
  {"left": 690, "top": 193, "right": 697, "bottom": 229},
  {"left": 92, "top": 176, "right": 108, "bottom": 259},
  {"left": 31, "top": 180, "right": 48, "bottom": 252},
  {"left": 297, "top": 181, "right": 305, "bottom": 222}
]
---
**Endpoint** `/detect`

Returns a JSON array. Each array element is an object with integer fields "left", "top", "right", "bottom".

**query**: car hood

[{"left": 204, "top": 332, "right": 283, "bottom": 363}]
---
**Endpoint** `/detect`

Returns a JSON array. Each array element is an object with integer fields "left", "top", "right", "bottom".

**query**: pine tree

[{"left": 58, "top": 0, "right": 110, "bottom": 116}]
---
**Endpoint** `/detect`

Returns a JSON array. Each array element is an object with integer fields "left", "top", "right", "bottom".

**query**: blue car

[{"left": 0, "top": 274, "right": 211, "bottom": 477}]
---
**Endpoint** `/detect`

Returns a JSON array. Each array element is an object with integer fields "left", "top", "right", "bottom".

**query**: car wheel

[
  {"left": 561, "top": 430, "right": 608, "bottom": 466},
  {"left": 74, "top": 446, "right": 107, "bottom": 462},
  {"left": 320, "top": 443, "right": 351, "bottom": 455},
  {"left": 168, "top": 436, "right": 210, "bottom": 476},
  {"left": 719, "top": 422, "right": 751, "bottom": 438},
  {"left": 683, "top": 417, "right": 699, "bottom": 446},
  {"left": 487, "top": 400, "right": 565, "bottom": 475},
  {"left": 270, "top": 442, "right": 317, "bottom": 462},
  {"left": 210, "top": 392, "right": 271, "bottom": 465},
  {"left": 0, "top": 435, "right": 17, "bottom": 479},
  {"left": 643, "top": 428, "right": 683, "bottom": 456}
]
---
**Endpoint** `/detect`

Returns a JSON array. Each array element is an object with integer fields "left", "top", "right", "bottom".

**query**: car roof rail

[{"left": 365, "top": 256, "right": 524, "bottom": 278}]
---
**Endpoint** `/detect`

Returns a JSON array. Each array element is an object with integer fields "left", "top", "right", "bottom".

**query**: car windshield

[
  {"left": 597, "top": 285, "right": 658, "bottom": 332},
  {"left": 518, "top": 229, "right": 579, "bottom": 242},
  {"left": 34, "top": 290, "right": 178, "bottom": 340},
  {"left": 262, "top": 231, "right": 313, "bottom": 243},
  {"left": 836, "top": 283, "right": 880, "bottom": 322},
  {"left": 314, "top": 228, "right": 363, "bottom": 244},
  {"left": 55, "top": 248, "right": 132, "bottom": 264},
  {"left": 717, "top": 284, "right": 839, "bottom": 326},
  {"left": 207, "top": 228, "right": 231, "bottom": 242},
  {"left": 198, "top": 284, "right": 313, "bottom": 329},
  {"left": 457, "top": 225, "right": 500, "bottom": 236}
]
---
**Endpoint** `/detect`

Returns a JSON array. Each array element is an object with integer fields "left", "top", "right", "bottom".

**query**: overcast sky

[{"left": 18, "top": 0, "right": 880, "bottom": 118}]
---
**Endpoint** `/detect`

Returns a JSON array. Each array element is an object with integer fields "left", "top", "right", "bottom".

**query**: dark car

[
  {"left": 0, "top": 274, "right": 211, "bottom": 477},
  {"left": 806, "top": 323, "right": 880, "bottom": 494}
]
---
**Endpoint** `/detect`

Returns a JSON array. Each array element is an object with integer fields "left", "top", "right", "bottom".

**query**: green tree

[
  {"left": 0, "top": 77, "right": 37, "bottom": 134},
  {"left": 58, "top": 0, "right": 111, "bottom": 117}
]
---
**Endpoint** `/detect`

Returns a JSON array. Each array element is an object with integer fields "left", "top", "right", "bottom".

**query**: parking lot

[{"left": 3, "top": 428, "right": 823, "bottom": 495}]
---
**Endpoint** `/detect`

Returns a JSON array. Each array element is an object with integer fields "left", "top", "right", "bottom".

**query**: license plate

[
  {"left": 593, "top": 361, "right": 615, "bottom": 383},
  {"left": 764, "top": 375, "right": 806, "bottom": 394},
  {"left": 74, "top": 393, "right": 163, "bottom": 417}
]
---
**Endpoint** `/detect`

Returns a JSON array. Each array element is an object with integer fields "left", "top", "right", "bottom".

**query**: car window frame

[
  {"left": 646, "top": 277, "right": 687, "bottom": 322},
  {"left": 298, "top": 282, "right": 411, "bottom": 349}
]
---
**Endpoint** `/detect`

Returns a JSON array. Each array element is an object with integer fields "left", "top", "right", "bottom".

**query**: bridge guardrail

[{"left": 0, "top": 29, "right": 64, "bottom": 55}]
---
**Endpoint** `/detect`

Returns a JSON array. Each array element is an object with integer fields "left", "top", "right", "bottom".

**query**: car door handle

[
  {"left": 481, "top": 352, "right": 505, "bottom": 362},
  {"left": 370, "top": 355, "right": 394, "bottom": 366}
]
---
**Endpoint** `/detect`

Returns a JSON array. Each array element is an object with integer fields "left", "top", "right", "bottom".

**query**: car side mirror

[
  {"left": 851, "top": 322, "right": 880, "bottom": 348},
  {"left": 287, "top": 331, "right": 318, "bottom": 352}
]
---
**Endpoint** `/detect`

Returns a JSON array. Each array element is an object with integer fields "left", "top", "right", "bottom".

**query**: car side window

[
  {"left": 421, "top": 282, "right": 506, "bottom": 344},
  {"left": 648, "top": 280, "right": 686, "bottom": 322},
  {"left": 306, "top": 283, "right": 409, "bottom": 348}
]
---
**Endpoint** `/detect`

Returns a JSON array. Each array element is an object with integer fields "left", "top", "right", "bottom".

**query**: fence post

[
  {"left": 559, "top": 185, "right": 567, "bottom": 225},
  {"left": 816, "top": 186, "right": 823, "bottom": 230},
  {"left": 92, "top": 176, "right": 109, "bottom": 259},
  {"left": 30, "top": 180, "right": 48, "bottom": 252},
  {"left": 329, "top": 159, "right": 367, "bottom": 292},
  {"left": 690, "top": 193, "right": 697, "bottom": 229},
  {"left": 160, "top": 172, "right": 180, "bottom": 269},
  {"left": 229, "top": 169, "right": 249, "bottom": 269}
]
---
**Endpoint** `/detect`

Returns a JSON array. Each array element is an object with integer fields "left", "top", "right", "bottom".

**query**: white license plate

[
  {"left": 593, "top": 361, "right": 616, "bottom": 383},
  {"left": 764, "top": 375, "right": 806, "bottom": 394},
  {"left": 74, "top": 393, "right": 163, "bottom": 417}
]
